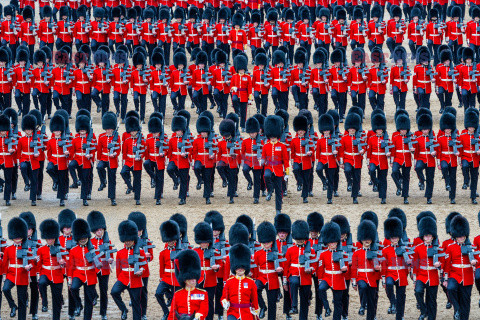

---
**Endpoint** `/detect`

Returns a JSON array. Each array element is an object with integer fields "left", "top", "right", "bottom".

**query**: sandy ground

[{"left": 1, "top": 2, "right": 480, "bottom": 318}]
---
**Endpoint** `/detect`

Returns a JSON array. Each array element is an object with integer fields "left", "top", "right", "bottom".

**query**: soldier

[
  {"left": 68, "top": 219, "right": 98, "bottom": 320},
  {"left": 367, "top": 113, "right": 390, "bottom": 204},
  {"left": 270, "top": 50, "right": 290, "bottom": 113},
  {"left": 0, "top": 115, "right": 16, "bottom": 206},
  {"left": 191, "top": 51, "right": 210, "bottom": 114},
  {"left": 37, "top": 219, "right": 66, "bottom": 320},
  {"left": 51, "top": 49, "right": 73, "bottom": 113},
  {"left": 111, "top": 50, "right": 129, "bottom": 122},
  {"left": 351, "top": 220, "right": 381, "bottom": 320},
  {"left": 381, "top": 217, "right": 409, "bottom": 320},
  {"left": 90, "top": 8, "right": 108, "bottom": 53},
  {"left": 155, "top": 220, "right": 181, "bottom": 320},
  {"left": 390, "top": 46, "right": 410, "bottom": 111},
  {"left": 241, "top": 117, "right": 264, "bottom": 204},
  {"left": 216, "top": 119, "right": 240, "bottom": 204},
  {"left": 73, "top": 6, "right": 91, "bottom": 51},
  {"left": 107, "top": 7, "right": 125, "bottom": 54},
  {"left": 315, "top": 114, "right": 337, "bottom": 204},
  {"left": 17, "top": 114, "right": 40, "bottom": 206},
  {"left": 437, "top": 112, "right": 459, "bottom": 203},
  {"left": 413, "top": 46, "right": 434, "bottom": 110},
  {"left": 170, "top": 52, "right": 189, "bottom": 112},
  {"left": 130, "top": 52, "right": 149, "bottom": 123},
  {"left": 192, "top": 116, "right": 216, "bottom": 204},
  {"left": 46, "top": 114, "right": 71, "bottom": 206},
  {"left": 13, "top": 49, "right": 32, "bottom": 116},
  {"left": 329, "top": 49, "right": 348, "bottom": 120},
  {"left": 31, "top": 50, "right": 50, "bottom": 114},
  {"left": 149, "top": 52, "right": 168, "bottom": 117},
  {"left": 317, "top": 221, "right": 348, "bottom": 320},
  {"left": 144, "top": 116, "right": 167, "bottom": 205},
  {"left": 458, "top": 47, "right": 478, "bottom": 109},
  {"left": 58, "top": 208, "right": 77, "bottom": 320},
  {"left": 412, "top": 216, "right": 440, "bottom": 320},
  {"left": 92, "top": 49, "right": 112, "bottom": 115},
  {"left": 87, "top": 211, "right": 114, "bottom": 320},
  {"left": 284, "top": 220, "right": 316, "bottom": 320},
  {"left": 251, "top": 53, "right": 270, "bottom": 116},
  {"left": 444, "top": 215, "right": 476, "bottom": 320},
  {"left": 55, "top": 6, "right": 73, "bottom": 51},
  {"left": 307, "top": 212, "right": 324, "bottom": 319},
  {"left": 221, "top": 243, "right": 259, "bottom": 320},
  {"left": 435, "top": 49, "right": 455, "bottom": 114},
  {"left": 459, "top": 108, "right": 480, "bottom": 204},
  {"left": 231, "top": 55, "right": 252, "bottom": 131},
  {"left": 111, "top": 220, "right": 146, "bottom": 320},
  {"left": 3, "top": 217, "right": 30, "bottom": 320},
  {"left": 120, "top": 116, "right": 145, "bottom": 205},
  {"left": 291, "top": 115, "right": 314, "bottom": 203},
  {"left": 273, "top": 214, "right": 292, "bottom": 320},
  {"left": 169, "top": 249, "right": 209, "bottom": 320}
]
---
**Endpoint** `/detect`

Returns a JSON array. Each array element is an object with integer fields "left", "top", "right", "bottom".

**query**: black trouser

[
  {"left": 194, "top": 162, "right": 213, "bottom": 199},
  {"left": 214, "top": 278, "right": 224, "bottom": 316},
  {"left": 160, "top": 41, "right": 171, "bottom": 66},
  {"left": 391, "top": 162, "right": 410, "bottom": 198},
  {"left": 292, "top": 87, "right": 308, "bottom": 110},
  {"left": 71, "top": 277, "right": 96, "bottom": 320},
  {"left": 449, "top": 39, "right": 461, "bottom": 66},
  {"left": 3, "top": 280, "right": 27, "bottom": 320},
  {"left": 46, "top": 162, "right": 68, "bottom": 200},
  {"left": 437, "top": 87, "right": 453, "bottom": 111},
  {"left": 151, "top": 92, "right": 167, "bottom": 116},
  {"left": 243, "top": 165, "right": 262, "bottom": 199},
  {"left": 272, "top": 88, "right": 289, "bottom": 111},
  {"left": 113, "top": 91, "right": 128, "bottom": 120},
  {"left": 447, "top": 278, "right": 472, "bottom": 320},
  {"left": 15, "top": 89, "right": 30, "bottom": 115},
  {"left": 440, "top": 160, "right": 457, "bottom": 199},
  {"left": 193, "top": 89, "right": 208, "bottom": 114},
  {"left": 155, "top": 281, "right": 177, "bottom": 315},
  {"left": 293, "top": 163, "right": 311, "bottom": 199},
  {"left": 392, "top": 87, "right": 406, "bottom": 110},
  {"left": 214, "top": 89, "right": 229, "bottom": 119},
  {"left": 368, "top": 91, "right": 385, "bottom": 110},
  {"left": 288, "top": 276, "right": 311, "bottom": 320},
  {"left": 38, "top": 275, "right": 63, "bottom": 320},
  {"left": 342, "top": 280, "right": 350, "bottom": 318},
  {"left": 351, "top": 91, "right": 366, "bottom": 112},
  {"left": 144, "top": 160, "right": 165, "bottom": 200},
  {"left": 462, "top": 89, "right": 476, "bottom": 109},
  {"left": 331, "top": 90, "right": 347, "bottom": 118},
  {"left": 312, "top": 275, "right": 322, "bottom": 316},
  {"left": 415, "top": 160, "right": 435, "bottom": 199},
  {"left": 198, "top": 284, "right": 216, "bottom": 320},
  {"left": 133, "top": 92, "right": 146, "bottom": 121},
  {"left": 78, "top": 167, "right": 93, "bottom": 200},
  {"left": 232, "top": 97, "right": 247, "bottom": 129},
  {"left": 344, "top": 163, "right": 361, "bottom": 198},
  {"left": 415, "top": 280, "right": 438, "bottom": 320},
  {"left": 53, "top": 90, "right": 72, "bottom": 114},
  {"left": 75, "top": 91, "right": 92, "bottom": 113},
  {"left": 97, "top": 274, "right": 109, "bottom": 317},
  {"left": 264, "top": 169, "right": 283, "bottom": 211},
  {"left": 417, "top": 88, "right": 431, "bottom": 110},
  {"left": 92, "top": 89, "right": 110, "bottom": 115},
  {"left": 319, "top": 280, "right": 344, "bottom": 320},
  {"left": 120, "top": 165, "right": 142, "bottom": 201},
  {"left": 37, "top": 161, "right": 44, "bottom": 197},
  {"left": 312, "top": 89, "right": 328, "bottom": 115},
  {"left": 369, "top": 164, "right": 387, "bottom": 199},
  {"left": 358, "top": 280, "right": 377, "bottom": 320},
  {"left": 316, "top": 162, "right": 336, "bottom": 200},
  {"left": 68, "top": 159, "right": 81, "bottom": 184},
  {"left": 171, "top": 91, "right": 186, "bottom": 111},
  {"left": 221, "top": 165, "right": 238, "bottom": 199},
  {"left": 0, "top": 165, "right": 13, "bottom": 201},
  {"left": 97, "top": 161, "right": 117, "bottom": 200},
  {"left": 254, "top": 91, "right": 268, "bottom": 116},
  {"left": 202, "top": 41, "right": 215, "bottom": 65},
  {"left": 385, "top": 277, "right": 406, "bottom": 320},
  {"left": 12, "top": 164, "right": 18, "bottom": 195},
  {"left": 462, "top": 159, "right": 479, "bottom": 199},
  {"left": 255, "top": 280, "right": 279, "bottom": 320},
  {"left": 141, "top": 277, "right": 148, "bottom": 317},
  {"left": 167, "top": 162, "right": 189, "bottom": 200},
  {"left": 111, "top": 281, "right": 142, "bottom": 320},
  {"left": 29, "top": 275, "right": 39, "bottom": 316},
  {"left": 0, "top": 92, "right": 12, "bottom": 110}
]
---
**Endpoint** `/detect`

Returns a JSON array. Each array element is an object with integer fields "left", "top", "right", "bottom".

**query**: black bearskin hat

[
  {"left": 416, "top": 46, "right": 430, "bottom": 64},
  {"left": 16, "top": 49, "right": 28, "bottom": 63},
  {"left": 58, "top": 209, "right": 76, "bottom": 231},
  {"left": 419, "top": 216, "right": 437, "bottom": 239},
  {"left": 234, "top": 55, "right": 248, "bottom": 72},
  {"left": 274, "top": 213, "right": 291, "bottom": 233},
  {"left": 229, "top": 244, "right": 251, "bottom": 274},
  {"left": 8, "top": 217, "right": 28, "bottom": 240},
  {"left": 321, "top": 222, "right": 341, "bottom": 244},
  {"left": 204, "top": 211, "right": 225, "bottom": 233},
  {"left": 125, "top": 116, "right": 140, "bottom": 133},
  {"left": 236, "top": 214, "right": 254, "bottom": 236},
  {"left": 395, "top": 114, "right": 410, "bottom": 131},
  {"left": 34, "top": 50, "right": 46, "bottom": 65},
  {"left": 331, "top": 49, "right": 343, "bottom": 64},
  {"left": 118, "top": 220, "right": 138, "bottom": 242},
  {"left": 307, "top": 212, "right": 324, "bottom": 233},
  {"left": 351, "top": 47, "right": 365, "bottom": 64},
  {"left": 219, "top": 119, "right": 235, "bottom": 137},
  {"left": 160, "top": 220, "right": 180, "bottom": 242},
  {"left": 173, "top": 52, "right": 187, "bottom": 69},
  {"left": 21, "top": 114, "right": 36, "bottom": 132},
  {"left": 245, "top": 117, "right": 260, "bottom": 133},
  {"left": 170, "top": 213, "right": 187, "bottom": 237},
  {"left": 440, "top": 112, "right": 456, "bottom": 131},
  {"left": 357, "top": 220, "right": 377, "bottom": 242},
  {"left": 102, "top": 112, "right": 117, "bottom": 130},
  {"left": 272, "top": 50, "right": 286, "bottom": 66},
  {"left": 416, "top": 211, "right": 436, "bottom": 226},
  {"left": 318, "top": 114, "right": 334, "bottom": 133},
  {"left": 371, "top": 4, "right": 382, "bottom": 18},
  {"left": 384, "top": 217, "right": 403, "bottom": 239},
  {"left": 128, "top": 211, "right": 147, "bottom": 232},
  {"left": 87, "top": 211, "right": 106, "bottom": 232},
  {"left": 19, "top": 211, "right": 36, "bottom": 231},
  {"left": 331, "top": 215, "right": 350, "bottom": 236},
  {"left": 49, "top": 114, "right": 65, "bottom": 133},
  {"left": 257, "top": 221, "right": 276, "bottom": 243},
  {"left": 275, "top": 109, "right": 289, "bottom": 128},
  {"left": 148, "top": 117, "right": 163, "bottom": 134},
  {"left": 313, "top": 48, "right": 326, "bottom": 65},
  {"left": 293, "top": 115, "right": 308, "bottom": 132},
  {"left": 465, "top": 107, "right": 479, "bottom": 129},
  {"left": 371, "top": 114, "right": 386, "bottom": 131},
  {"left": 292, "top": 220, "right": 309, "bottom": 240},
  {"left": 450, "top": 215, "right": 469, "bottom": 238},
  {"left": 171, "top": 116, "right": 187, "bottom": 132},
  {"left": 72, "top": 219, "right": 91, "bottom": 242},
  {"left": 93, "top": 7, "right": 104, "bottom": 18},
  {"left": 417, "top": 114, "right": 433, "bottom": 131},
  {"left": 393, "top": 46, "right": 407, "bottom": 63},
  {"left": 344, "top": 113, "right": 361, "bottom": 131},
  {"left": 232, "top": 12, "right": 244, "bottom": 27},
  {"left": 446, "top": 212, "right": 461, "bottom": 234},
  {"left": 194, "top": 222, "right": 213, "bottom": 244},
  {"left": 175, "top": 249, "right": 201, "bottom": 286},
  {"left": 388, "top": 208, "right": 407, "bottom": 230},
  {"left": 264, "top": 115, "right": 283, "bottom": 139},
  {"left": 361, "top": 211, "right": 379, "bottom": 227},
  {"left": 229, "top": 223, "right": 249, "bottom": 246},
  {"left": 40, "top": 219, "right": 60, "bottom": 239},
  {"left": 75, "top": 115, "right": 90, "bottom": 133}
]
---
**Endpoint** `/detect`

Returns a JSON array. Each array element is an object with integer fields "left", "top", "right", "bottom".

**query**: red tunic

[
  {"left": 459, "top": 132, "right": 480, "bottom": 167},
  {"left": 145, "top": 135, "right": 168, "bottom": 170},
  {"left": 0, "top": 135, "right": 17, "bottom": 168},
  {"left": 115, "top": 246, "right": 147, "bottom": 288},
  {"left": 262, "top": 141, "right": 289, "bottom": 177},
  {"left": 90, "top": 237, "right": 113, "bottom": 276},
  {"left": 68, "top": 244, "right": 98, "bottom": 285},
  {"left": 290, "top": 136, "right": 314, "bottom": 170},
  {"left": 17, "top": 134, "right": 41, "bottom": 170},
  {"left": 444, "top": 242, "right": 475, "bottom": 286},
  {"left": 252, "top": 249, "right": 281, "bottom": 290},
  {"left": 159, "top": 247, "right": 180, "bottom": 287},
  {"left": 37, "top": 245, "right": 65, "bottom": 283},
  {"left": 194, "top": 248, "right": 218, "bottom": 288},
  {"left": 381, "top": 245, "right": 409, "bottom": 285},
  {"left": 412, "top": 242, "right": 441, "bottom": 286},
  {"left": 284, "top": 244, "right": 316, "bottom": 285},
  {"left": 414, "top": 133, "right": 437, "bottom": 167},
  {"left": 339, "top": 134, "right": 365, "bottom": 169},
  {"left": 230, "top": 73, "right": 252, "bottom": 102},
  {"left": 96, "top": 133, "right": 121, "bottom": 169},
  {"left": 168, "top": 288, "right": 209, "bottom": 320},
  {"left": 122, "top": 135, "right": 145, "bottom": 170},
  {"left": 351, "top": 248, "right": 381, "bottom": 287},
  {"left": 367, "top": 135, "right": 390, "bottom": 170},
  {"left": 3, "top": 244, "right": 31, "bottom": 285},
  {"left": 167, "top": 134, "right": 191, "bottom": 169},
  {"left": 390, "top": 134, "right": 413, "bottom": 167},
  {"left": 221, "top": 276, "right": 259, "bottom": 320},
  {"left": 317, "top": 249, "right": 348, "bottom": 290},
  {"left": 315, "top": 136, "right": 338, "bottom": 168},
  {"left": 436, "top": 134, "right": 460, "bottom": 166}
]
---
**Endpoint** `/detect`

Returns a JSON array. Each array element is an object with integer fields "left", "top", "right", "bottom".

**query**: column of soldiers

[{"left": 4, "top": 208, "right": 480, "bottom": 320}]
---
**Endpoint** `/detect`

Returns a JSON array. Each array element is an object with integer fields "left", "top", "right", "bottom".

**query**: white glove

[{"left": 222, "top": 301, "right": 230, "bottom": 310}]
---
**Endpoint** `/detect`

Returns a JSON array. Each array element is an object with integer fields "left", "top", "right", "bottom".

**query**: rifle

[
  {"left": 352, "top": 131, "right": 367, "bottom": 149},
  {"left": 300, "top": 61, "right": 310, "bottom": 86},
  {"left": 17, "top": 240, "right": 36, "bottom": 267},
  {"left": 5, "top": 117, "right": 18, "bottom": 150},
  {"left": 201, "top": 70, "right": 213, "bottom": 84},
  {"left": 448, "top": 130, "right": 461, "bottom": 154},
  {"left": 261, "top": 53, "right": 272, "bottom": 86},
  {"left": 426, "top": 64, "right": 437, "bottom": 78},
  {"left": 332, "top": 246, "right": 348, "bottom": 269},
  {"left": 85, "top": 240, "right": 104, "bottom": 269},
  {"left": 416, "top": 20, "right": 426, "bottom": 32},
  {"left": 83, "top": 12, "right": 92, "bottom": 31},
  {"left": 203, "top": 245, "right": 220, "bottom": 266},
  {"left": 103, "top": 60, "right": 113, "bottom": 82},
  {"left": 252, "top": 132, "right": 264, "bottom": 160},
  {"left": 400, "top": 62, "right": 411, "bottom": 81},
  {"left": 222, "top": 59, "right": 232, "bottom": 83},
  {"left": 155, "top": 130, "right": 169, "bottom": 155},
  {"left": 133, "top": 129, "right": 144, "bottom": 161},
  {"left": 366, "top": 241, "right": 385, "bottom": 268},
  {"left": 137, "top": 230, "right": 155, "bottom": 258},
  {"left": 50, "top": 238, "right": 68, "bottom": 263},
  {"left": 460, "top": 239, "right": 480, "bottom": 263},
  {"left": 403, "top": 132, "right": 418, "bottom": 150},
  {"left": 426, "top": 131, "right": 439, "bottom": 154},
  {"left": 169, "top": 240, "right": 184, "bottom": 261},
  {"left": 395, "top": 239, "right": 414, "bottom": 264},
  {"left": 159, "top": 64, "right": 170, "bottom": 86},
  {"left": 448, "top": 61, "right": 459, "bottom": 82},
  {"left": 127, "top": 241, "right": 147, "bottom": 274},
  {"left": 426, "top": 238, "right": 445, "bottom": 266},
  {"left": 26, "top": 230, "right": 39, "bottom": 261},
  {"left": 177, "top": 131, "right": 192, "bottom": 155},
  {"left": 267, "top": 241, "right": 286, "bottom": 270},
  {"left": 375, "top": 18, "right": 385, "bottom": 32},
  {"left": 98, "top": 231, "right": 117, "bottom": 262},
  {"left": 301, "top": 129, "right": 315, "bottom": 154},
  {"left": 107, "top": 126, "right": 120, "bottom": 157},
  {"left": 298, "top": 241, "right": 317, "bottom": 270},
  {"left": 328, "top": 131, "right": 342, "bottom": 153},
  {"left": 180, "top": 69, "right": 191, "bottom": 84},
  {"left": 205, "top": 130, "right": 218, "bottom": 157},
  {"left": 380, "top": 131, "right": 394, "bottom": 154},
  {"left": 58, "top": 130, "right": 72, "bottom": 154},
  {"left": 378, "top": 62, "right": 388, "bottom": 82},
  {"left": 83, "top": 120, "right": 95, "bottom": 159},
  {"left": 281, "top": 233, "right": 293, "bottom": 253}
]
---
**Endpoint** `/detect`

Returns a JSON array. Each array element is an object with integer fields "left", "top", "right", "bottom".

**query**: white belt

[
  {"left": 77, "top": 266, "right": 94, "bottom": 271},
  {"left": 451, "top": 32, "right": 462, "bottom": 35},
  {"left": 372, "top": 152, "right": 386, "bottom": 155},
  {"left": 76, "top": 153, "right": 86, "bottom": 156},
  {"left": 430, "top": 34, "right": 441, "bottom": 36},
  {"left": 352, "top": 81, "right": 364, "bottom": 84},
  {"left": 387, "top": 266, "right": 406, "bottom": 270},
  {"left": 290, "top": 264, "right": 303, "bottom": 268},
  {"left": 164, "top": 268, "right": 174, "bottom": 273},
  {"left": 419, "top": 151, "right": 432, "bottom": 155},
  {"left": 464, "top": 150, "right": 476, "bottom": 153},
  {"left": 465, "top": 79, "right": 476, "bottom": 82},
  {"left": 296, "top": 153, "right": 308, "bottom": 157},
  {"left": 0, "top": 81, "right": 10, "bottom": 84},
  {"left": 197, "top": 152, "right": 209, "bottom": 156},
  {"left": 321, "top": 152, "right": 333, "bottom": 156},
  {"left": 201, "top": 267, "right": 212, "bottom": 271},
  {"left": 52, "top": 154, "right": 66, "bottom": 158},
  {"left": 43, "top": 265, "right": 61, "bottom": 270},
  {"left": 150, "top": 153, "right": 160, "bottom": 157},
  {"left": 372, "top": 81, "right": 382, "bottom": 84},
  {"left": 127, "top": 154, "right": 139, "bottom": 158},
  {"left": 59, "top": 31, "right": 70, "bottom": 34},
  {"left": 417, "top": 80, "right": 430, "bottom": 84},
  {"left": 127, "top": 33, "right": 139, "bottom": 36},
  {"left": 259, "top": 269, "right": 276, "bottom": 274},
  {"left": 77, "top": 81, "right": 89, "bottom": 84},
  {"left": 134, "top": 83, "right": 146, "bottom": 86},
  {"left": 441, "top": 79, "right": 453, "bottom": 82},
  {"left": 357, "top": 268, "right": 374, "bottom": 273},
  {"left": 443, "top": 152, "right": 454, "bottom": 155},
  {"left": 345, "top": 152, "right": 360, "bottom": 156},
  {"left": 452, "top": 264, "right": 471, "bottom": 268},
  {"left": 122, "top": 268, "right": 135, "bottom": 272},
  {"left": 420, "top": 266, "right": 437, "bottom": 270},
  {"left": 172, "top": 152, "right": 182, "bottom": 155},
  {"left": 333, "top": 80, "right": 344, "bottom": 83},
  {"left": 97, "top": 81, "right": 108, "bottom": 84},
  {"left": 9, "top": 264, "right": 23, "bottom": 268},
  {"left": 18, "top": 81, "right": 27, "bottom": 84},
  {"left": 0, "top": 152, "right": 10, "bottom": 156},
  {"left": 396, "top": 150, "right": 409, "bottom": 153},
  {"left": 102, "top": 152, "right": 110, "bottom": 156},
  {"left": 245, "top": 153, "right": 258, "bottom": 157},
  {"left": 22, "top": 152, "right": 35, "bottom": 155},
  {"left": 325, "top": 270, "right": 343, "bottom": 274}
]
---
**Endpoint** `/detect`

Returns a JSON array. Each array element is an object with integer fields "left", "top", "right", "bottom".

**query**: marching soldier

[
  {"left": 111, "top": 220, "right": 146, "bottom": 320},
  {"left": 231, "top": 55, "right": 252, "bottom": 131},
  {"left": 51, "top": 49, "right": 73, "bottom": 113},
  {"left": 37, "top": 219, "right": 66, "bottom": 320},
  {"left": 130, "top": 52, "right": 149, "bottom": 123},
  {"left": 18, "top": 114, "right": 40, "bottom": 206},
  {"left": 0, "top": 115, "right": 17, "bottom": 206},
  {"left": 348, "top": 48, "right": 368, "bottom": 113},
  {"left": 217, "top": 119, "right": 240, "bottom": 204},
  {"left": 435, "top": 49, "right": 455, "bottom": 114},
  {"left": 390, "top": 46, "right": 410, "bottom": 110},
  {"left": 270, "top": 50, "right": 290, "bottom": 113},
  {"left": 192, "top": 116, "right": 216, "bottom": 204},
  {"left": 291, "top": 115, "right": 314, "bottom": 203},
  {"left": 241, "top": 117, "right": 264, "bottom": 204},
  {"left": 459, "top": 108, "right": 480, "bottom": 204},
  {"left": 307, "top": 212, "right": 324, "bottom": 319},
  {"left": 92, "top": 49, "right": 112, "bottom": 115},
  {"left": 58, "top": 208, "right": 77, "bottom": 319},
  {"left": 3, "top": 217, "right": 30, "bottom": 320},
  {"left": 437, "top": 112, "right": 459, "bottom": 203},
  {"left": 367, "top": 113, "right": 390, "bottom": 204},
  {"left": 13, "top": 48, "right": 32, "bottom": 116},
  {"left": 329, "top": 49, "right": 348, "bottom": 120},
  {"left": 413, "top": 46, "right": 434, "bottom": 110},
  {"left": 252, "top": 53, "right": 270, "bottom": 116},
  {"left": 273, "top": 213, "right": 292, "bottom": 320},
  {"left": 316, "top": 114, "right": 338, "bottom": 204},
  {"left": 149, "top": 52, "right": 169, "bottom": 117}
]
